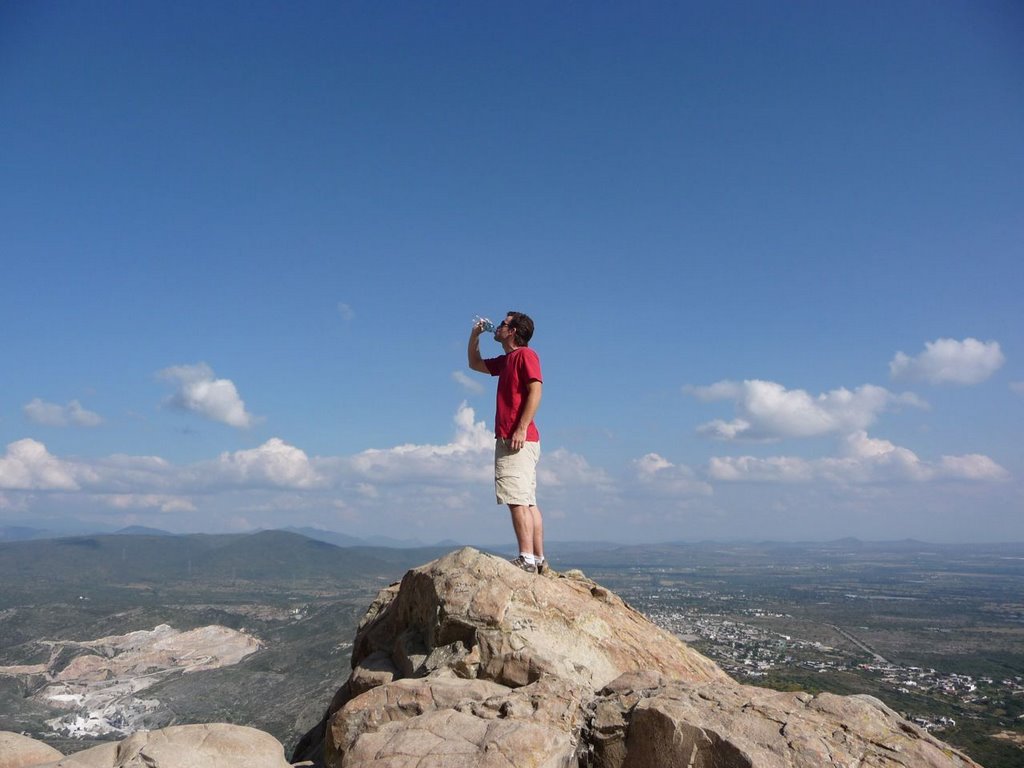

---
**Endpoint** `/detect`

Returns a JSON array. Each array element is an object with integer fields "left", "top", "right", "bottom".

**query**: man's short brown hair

[{"left": 506, "top": 311, "right": 534, "bottom": 346}]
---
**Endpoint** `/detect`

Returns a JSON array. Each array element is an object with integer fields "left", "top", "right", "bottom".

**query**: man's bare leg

[
  {"left": 529, "top": 505, "right": 544, "bottom": 561},
  {"left": 509, "top": 504, "right": 535, "bottom": 556}
]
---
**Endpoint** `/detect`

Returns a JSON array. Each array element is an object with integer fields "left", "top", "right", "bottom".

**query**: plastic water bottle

[{"left": 473, "top": 315, "right": 496, "bottom": 332}]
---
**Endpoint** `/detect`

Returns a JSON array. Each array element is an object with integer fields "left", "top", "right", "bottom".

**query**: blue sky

[{"left": 2, "top": 2, "right": 1021, "bottom": 544}]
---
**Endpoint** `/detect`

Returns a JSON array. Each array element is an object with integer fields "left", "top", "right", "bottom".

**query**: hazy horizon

[{"left": 4, "top": 521, "right": 1023, "bottom": 549}]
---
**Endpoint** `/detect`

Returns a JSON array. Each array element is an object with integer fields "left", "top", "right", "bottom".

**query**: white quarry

[{"left": 0, "top": 624, "right": 261, "bottom": 738}]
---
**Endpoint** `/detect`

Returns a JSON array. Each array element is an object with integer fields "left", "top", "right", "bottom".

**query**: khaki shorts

[{"left": 494, "top": 438, "right": 540, "bottom": 506}]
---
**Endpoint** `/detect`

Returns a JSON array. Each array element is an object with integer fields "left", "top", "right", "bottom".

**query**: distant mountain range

[
  {"left": 0, "top": 529, "right": 459, "bottom": 587},
  {"left": 0, "top": 523, "right": 461, "bottom": 549},
  {"left": 279, "top": 526, "right": 464, "bottom": 549}
]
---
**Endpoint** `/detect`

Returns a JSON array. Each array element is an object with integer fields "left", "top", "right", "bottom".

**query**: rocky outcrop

[
  {"left": 325, "top": 675, "right": 589, "bottom": 768},
  {"left": 585, "top": 671, "right": 978, "bottom": 768},
  {"left": 0, "top": 731, "right": 63, "bottom": 768},
  {"left": 347, "top": 546, "right": 727, "bottom": 691},
  {"left": 293, "top": 547, "right": 981, "bottom": 768},
  {"left": 29, "top": 724, "right": 293, "bottom": 768}
]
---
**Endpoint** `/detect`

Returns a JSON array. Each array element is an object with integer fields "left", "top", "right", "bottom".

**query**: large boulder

[
  {"left": 333, "top": 676, "right": 588, "bottom": 768},
  {"left": 583, "top": 672, "right": 981, "bottom": 768},
  {"left": 293, "top": 547, "right": 984, "bottom": 768},
  {"left": 294, "top": 548, "right": 726, "bottom": 766},
  {"left": 0, "top": 732, "right": 63, "bottom": 768},
  {"left": 349, "top": 547, "right": 728, "bottom": 691},
  {"left": 331, "top": 679, "right": 581, "bottom": 768},
  {"left": 33, "top": 724, "right": 293, "bottom": 768}
]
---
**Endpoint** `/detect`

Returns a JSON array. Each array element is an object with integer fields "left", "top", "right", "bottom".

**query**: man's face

[{"left": 495, "top": 315, "right": 515, "bottom": 343}]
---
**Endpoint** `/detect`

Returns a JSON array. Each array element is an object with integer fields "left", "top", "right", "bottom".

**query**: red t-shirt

[{"left": 484, "top": 347, "right": 543, "bottom": 441}]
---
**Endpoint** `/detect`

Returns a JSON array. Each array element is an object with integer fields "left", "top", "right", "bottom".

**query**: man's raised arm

[{"left": 468, "top": 322, "right": 489, "bottom": 373}]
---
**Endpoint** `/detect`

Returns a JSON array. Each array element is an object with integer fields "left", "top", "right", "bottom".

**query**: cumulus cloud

[
  {"left": 687, "top": 380, "right": 924, "bottom": 441},
  {"left": 634, "top": 453, "right": 673, "bottom": 476},
  {"left": 346, "top": 402, "right": 493, "bottom": 483},
  {"left": 708, "top": 455, "right": 814, "bottom": 483},
  {"left": 708, "top": 431, "right": 1009, "bottom": 485},
  {"left": 83, "top": 454, "right": 175, "bottom": 496},
  {"left": 694, "top": 419, "right": 752, "bottom": 441},
  {"left": 24, "top": 398, "right": 102, "bottom": 427},
  {"left": 209, "top": 439, "right": 322, "bottom": 489},
  {"left": 631, "top": 453, "right": 712, "bottom": 496},
  {"left": 0, "top": 439, "right": 87, "bottom": 490},
  {"left": 937, "top": 454, "right": 1010, "bottom": 481},
  {"left": 452, "top": 370, "right": 484, "bottom": 394},
  {"left": 158, "top": 363, "right": 254, "bottom": 428},
  {"left": 889, "top": 338, "right": 1005, "bottom": 385},
  {"left": 540, "top": 448, "right": 613, "bottom": 489}
]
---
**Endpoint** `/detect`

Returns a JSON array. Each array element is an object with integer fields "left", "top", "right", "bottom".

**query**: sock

[{"left": 521, "top": 553, "right": 537, "bottom": 565}]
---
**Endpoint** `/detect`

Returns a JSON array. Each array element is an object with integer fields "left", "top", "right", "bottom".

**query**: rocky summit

[
  {"left": 5, "top": 547, "right": 984, "bottom": 767},
  {"left": 290, "top": 547, "right": 982, "bottom": 768}
]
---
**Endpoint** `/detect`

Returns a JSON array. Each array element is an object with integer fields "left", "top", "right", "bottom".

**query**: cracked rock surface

[{"left": 583, "top": 672, "right": 980, "bottom": 768}]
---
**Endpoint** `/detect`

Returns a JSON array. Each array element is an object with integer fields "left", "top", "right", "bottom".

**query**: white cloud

[
  {"left": 688, "top": 379, "right": 924, "bottom": 441},
  {"left": 634, "top": 453, "right": 673, "bottom": 477},
  {"left": 86, "top": 454, "right": 175, "bottom": 495},
  {"left": 938, "top": 454, "right": 1010, "bottom": 481},
  {"left": 345, "top": 402, "right": 493, "bottom": 483},
  {"left": 209, "top": 439, "right": 322, "bottom": 489},
  {"left": 686, "top": 381, "right": 743, "bottom": 402},
  {"left": 1010, "top": 381, "right": 1024, "bottom": 396},
  {"left": 695, "top": 419, "right": 752, "bottom": 441},
  {"left": 0, "top": 439, "right": 87, "bottom": 490},
  {"left": 103, "top": 494, "right": 197, "bottom": 513},
  {"left": 23, "top": 400, "right": 65, "bottom": 426},
  {"left": 452, "top": 370, "right": 484, "bottom": 394},
  {"left": 24, "top": 398, "right": 102, "bottom": 427},
  {"left": 708, "top": 455, "right": 814, "bottom": 483},
  {"left": 631, "top": 453, "right": 712, "bottom": 496},
  {"left": 708, "top": 431, "right": 1009, "bottom": 485},
  {"left": 158, "top": 363, "right": 254, "bottom": 428},
  {"left": 890, "top": 338, "right": 1005, "bottom": 385},
  {"left": 337, "top": 302, "right": 355, "bottom": 322},
  {"left": 540, "top": 448, "right": 613, "bottom": 489},
  {"left": 827, "top": 431, "right": 933, "bottom": 482}
]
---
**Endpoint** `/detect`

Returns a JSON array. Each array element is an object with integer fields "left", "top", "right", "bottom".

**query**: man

[{"left": 468, "top": 311, "right": 546, "bottom": 574}]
